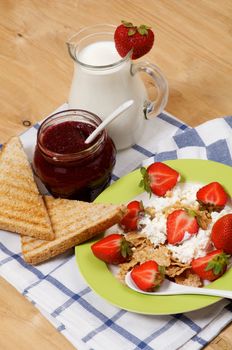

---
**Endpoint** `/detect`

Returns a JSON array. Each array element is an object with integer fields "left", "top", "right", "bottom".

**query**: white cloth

[{"left": 0, "top": 105, "right": 232, "bottom": 350}]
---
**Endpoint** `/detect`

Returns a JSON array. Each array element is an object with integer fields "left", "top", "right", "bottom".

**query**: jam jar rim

[{"left": 37, "top": 109, "right": 106, "bottom": 162}]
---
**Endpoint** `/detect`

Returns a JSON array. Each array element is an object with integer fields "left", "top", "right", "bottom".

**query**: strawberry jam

[
  {"left": 42, "top": 121, "right": 96, "bottom": 154},
  {"left": 33, "top": 109, "right": 116, "bottom": 201}
]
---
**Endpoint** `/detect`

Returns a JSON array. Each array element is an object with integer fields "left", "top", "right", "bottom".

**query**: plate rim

[{"left": 75, "top": 159, "right": 232, "bottom": 315}]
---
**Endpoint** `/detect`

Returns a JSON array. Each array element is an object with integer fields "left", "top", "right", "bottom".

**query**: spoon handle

[
  {"left": 177, "top": 287, "right": 232, "bottom": 299},
  {"left": 85, "top": 99, "right": 134, "bottom": 144},
  {"left": 154, "top": 287, "right": 232, "bottom": 299}
]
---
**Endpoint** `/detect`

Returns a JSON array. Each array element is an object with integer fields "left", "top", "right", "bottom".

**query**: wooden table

[{"left": 0, "top": 1, "right": 231, "bottom": 349}]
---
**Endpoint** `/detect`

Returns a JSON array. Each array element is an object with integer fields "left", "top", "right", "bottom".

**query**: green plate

[{"left": 75, "top": 159, "right": 232, "bottom": 315}]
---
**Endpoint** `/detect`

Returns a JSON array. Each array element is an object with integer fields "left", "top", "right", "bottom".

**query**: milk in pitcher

[{"left": 68, "top": 40, "right": 147, "bottom": 150}]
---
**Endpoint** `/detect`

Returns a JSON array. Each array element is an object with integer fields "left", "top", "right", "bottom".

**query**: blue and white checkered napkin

[{"left": 1, "top": 106, "right": 232, "bottom": 350}]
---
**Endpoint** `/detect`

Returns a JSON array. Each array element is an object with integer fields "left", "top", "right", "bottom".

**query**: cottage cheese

[
  {"left": 140, "top": 212, "right": 167, "bottom": 246},
  {"left": 138, "top": 182, "right": 232, "bottom": 264}
]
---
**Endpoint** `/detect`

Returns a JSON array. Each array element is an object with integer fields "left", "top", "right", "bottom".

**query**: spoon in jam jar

[{"left": 85, "top": 99, "right": 134, "bottom": 144}]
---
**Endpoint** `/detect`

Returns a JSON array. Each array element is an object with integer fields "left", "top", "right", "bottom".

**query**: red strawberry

[
  {"left": 114, "top": 20, "right": 154, "bottom": 59},
  {"left": 131, "top": 260, "right": 165, "bottom": 292},
  {"left": 167, "top": 209, "right": 199, "bottom": 245},
  {"left": 140, "top": 162, "right": 180, "bottom": 197},
  {"left": 91, "top": 233, "right": 132, "bottom": 265},
  {"left": 120, "top": 200, "right": 144, "bottom": 231},
  {"left": 211, "top": 214, "right": 232, "bottom": 254},
  {"left": 191, "top": 250, "right": 230, "bottom": 281},
  {"left": 196, "top": 182, "right": 228, "bottom": 212}
]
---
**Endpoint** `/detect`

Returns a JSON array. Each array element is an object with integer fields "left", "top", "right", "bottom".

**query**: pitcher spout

[
  {"left": 66, "top": 24, "right": 118, "bottom": 64},
  {"left": 66, "top": 37, "right": 77, "bottom": 62}
]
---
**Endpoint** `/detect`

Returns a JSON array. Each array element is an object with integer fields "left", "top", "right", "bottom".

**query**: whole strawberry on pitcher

[{"left": 67, "top": 22, "right": 168, "bottom": 150}]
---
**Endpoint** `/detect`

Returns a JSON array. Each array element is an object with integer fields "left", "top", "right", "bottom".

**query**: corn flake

[{"left": 175, "top": 270, "right": 202, "bottom": 287}]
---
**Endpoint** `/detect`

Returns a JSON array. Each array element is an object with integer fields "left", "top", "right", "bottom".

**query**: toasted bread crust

[
  {"left": 0, "top": 137, "right": 54, "bottom": 240},
  {"left": 21, "top": 197, "right": 125, "bottom": 264}
]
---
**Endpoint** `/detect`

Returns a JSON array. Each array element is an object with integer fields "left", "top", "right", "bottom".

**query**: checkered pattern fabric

[
  {"left": 142, "top": 117, "right": 232, "bottom": 167},
  {"left": 0, "top": 105, "right": 232, "bottom": 350}
]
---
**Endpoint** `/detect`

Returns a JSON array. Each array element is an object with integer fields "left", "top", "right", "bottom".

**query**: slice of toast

[
  {"left": 0, "top": 137, "right": 54, "bottom": 240},
  {"left": 21, "top": 196, "right": 125, "bottom": 264}
]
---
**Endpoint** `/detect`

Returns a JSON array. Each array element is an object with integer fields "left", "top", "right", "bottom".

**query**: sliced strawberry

[
  {"left": 167, "top": 209, "right": 199, "bottom": 245},
  {"left": 196, "top": 182, "right": 228, "bottom": 212},
  {"left": 140, "top": 162, "right": 180, "bottom": 197},
  {"left": 191, "top": 249, "right": 230, "bottom": 281},
  {"left": 127, "top": 200, "right": 143, "bottom": 213},
  {"left": 120, "top": 200, "right": 144, "bottom": 232},
  {"left": 131, "top": 260, "right": 165, "bottom": 292},
  {"left": 91, "top": 233, "right": 132, "bottom": 265},
  {"left": 211, "top": 214, "right": 232, "bottom": 254}
]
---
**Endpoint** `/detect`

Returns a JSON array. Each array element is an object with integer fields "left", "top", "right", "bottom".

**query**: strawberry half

[
  {"left": 140, "top": 162, "right": 180, "bottom": 197},
  {"left": 114, "top": 20, "right": 154, "bottom": 59},
  {"left": 191, "top": 249, "right": 230, "bottom": 281},
  {"left": 196, "top": 182, "right": 228, "bottom": 212},
  {"left": 91, "top": 233, "right": 132, "bottom": 265},
  {"left": 131, "top": 260, "right": 165, "bottom": 292},
  {"left": 211, "top": 214, "right": 232, "bottom": 254},
  {"left": 167, "top": 209, "right": 199, "bottom": 245},
  {"left": 120, "top": 200, "right": 144, "bottom": 232}
]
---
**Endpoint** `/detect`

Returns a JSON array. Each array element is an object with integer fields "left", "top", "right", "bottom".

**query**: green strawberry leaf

[
  {"left": 139, "top": 167, "right": 152, "bottom": 197},
  {"left": 140, "top": 167, "right": 147, "bottom": 176},
  {"left": 128, "top": 28, "right": 137, "bottom": 36},
  {"left": 144, "top": 180, "right": 151, "bottom": 195},
  {"left": 121, "top": 20, "right": 134, "bottom": 27},
  {"left": 140, "top": 24, "right": 151, "bottom": 29},
  {"left": 140, "top": 168, "right": 148, "bottom": 181},
  {"left": 158, "top": 265, "right": 166, "bottom": 276},
  {"left": 121, "top": 238, "right": 132, "bottom": 259},
  {"left": 139, "top": 179, "right": 144, "bottom": 188},
  {"left": 205, "top": 261, "right": 214, "bottom": 269},
  {"left": 138, "top": 24, "right": 151, "bottom": 36},
  {"left": 214, "top": 264, "right": 222, "bottom": 275},
  {"left": 138, "top": 27, "right": 148, "bottom": 35},
  {"left": 185, "top": 208, "right": 197, "bottom": 217},
  {"left": 205, "top": 252, "right": 230, "bottom": 275}
]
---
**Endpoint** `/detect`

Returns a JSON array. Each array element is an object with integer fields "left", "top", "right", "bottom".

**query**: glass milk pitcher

[{"left": 67, "top": 24, "right": 168, "bottom": 150}]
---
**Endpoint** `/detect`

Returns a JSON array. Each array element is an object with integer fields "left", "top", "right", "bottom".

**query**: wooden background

[{"left": 0, "top": 0, "right": 232, "bottom": 349}]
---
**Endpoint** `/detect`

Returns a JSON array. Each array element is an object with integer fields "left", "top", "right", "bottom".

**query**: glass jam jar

[{"left": 33, "top": 109, "right": 116, "bottom": 201}]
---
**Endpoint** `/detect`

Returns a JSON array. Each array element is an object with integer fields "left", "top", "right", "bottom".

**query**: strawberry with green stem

[
  {"left": 191, "top": 250, "right": 230, "bottom": 281},
  {"left": 114, "top": 20, "right": 155, "bottom": 59},
  {"left": 91, "top": 233, "right": 132, "bottom": 265},
  {"left": 120, "top": 200, "right": 144, "bottom": 232},
  {"left": 140, "top": 162, "right": 180, "bottom": 197},
  {"left": 196, "top": 182, "right": 228, "bottom": 212},
  {"left": 131, "top": 260, "right": 165, "bottom": 292}
]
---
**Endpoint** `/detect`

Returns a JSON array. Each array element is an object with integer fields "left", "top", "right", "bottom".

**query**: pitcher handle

[{"left": 131, "top": 62, "right": 169, "bottom": 119}]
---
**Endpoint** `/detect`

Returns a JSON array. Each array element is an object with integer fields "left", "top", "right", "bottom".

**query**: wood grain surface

[{"left": 0, "top": 0, "right": 232, "bottom": 349}]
